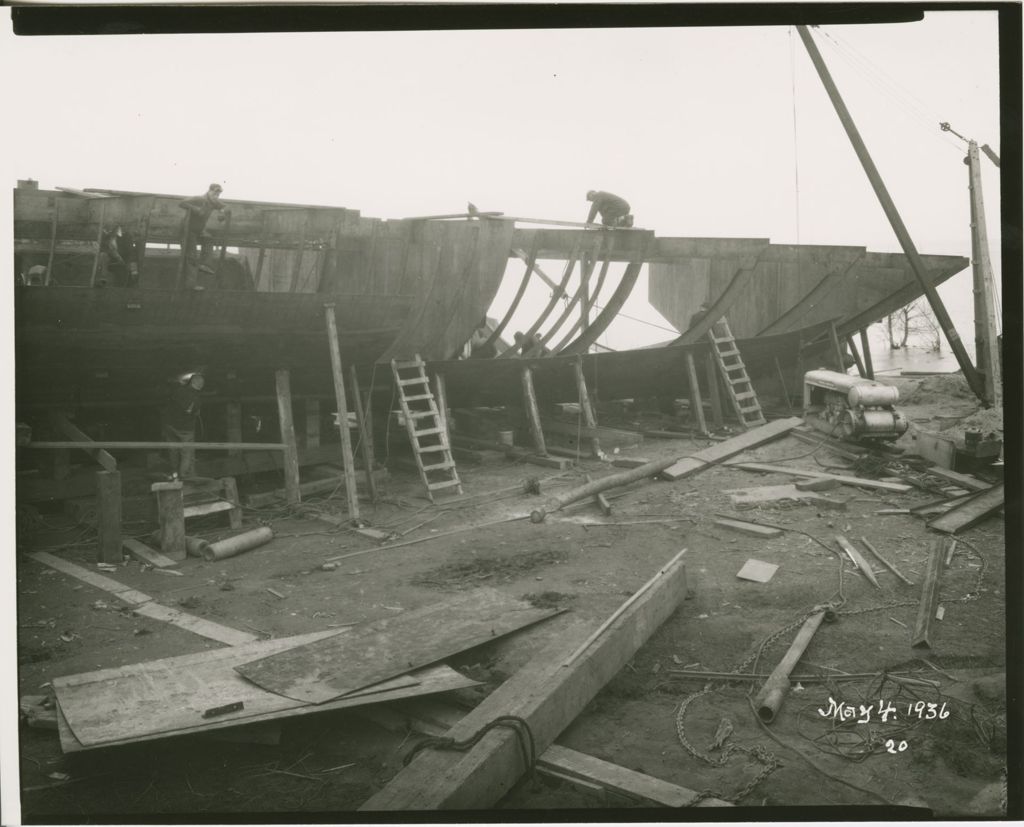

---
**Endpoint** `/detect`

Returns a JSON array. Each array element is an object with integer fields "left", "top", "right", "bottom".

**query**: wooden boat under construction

[{"left": 14, "top": 180, "right": 969, "bottom": 497}]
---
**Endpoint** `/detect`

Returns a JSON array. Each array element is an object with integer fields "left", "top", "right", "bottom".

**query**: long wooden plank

[
  {"left": 54, "top": 632, "right": 477, "bottom": 751},
  {"left": 660, "top": 417, "right": 803, "bottom": 481},
  {"left": 724, "top": 461, "right": 912, "bottom": 492},
  {"left": 713, "top": 517, "right": 783, "bottom": 538},
  {"left": 122, "top": 537, "right": 178, "bottom": 568},
  {"left": 365, "top": 701, "right": 730, "bottom": 808},
  {"left": 50, "top": 414, "right": 118, "bottom": 471},
  {"left": 927, "top": 483, "right": 1004, "bottom": 534},
  {"left": 920, "top": 464, "right": 991, "bottom": 492},
  {"left": 28, "top": 552, "right": 257, "bottom": 646},
  {"left": 911, "top": 539, "right": 948, "bottom": 648},
  {"left": 236, "top": 589, "right": 562, "bottom": 704},
  {"left": 834, "top": 535, "right": 880, "bottom": 589},
  {"left": 359, "top": 551, "right": 687, "bottom": 810}
]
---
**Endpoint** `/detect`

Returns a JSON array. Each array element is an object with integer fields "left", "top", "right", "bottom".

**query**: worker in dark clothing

[
  {"left": 179, "top": 184, "right": 228, "bottom": 281},
  {"left": 98, "top": 226, "right": 135, "bottom": 287},
  {"left": 160, "top": 371, "right": 205, "bottom": 479},
  {"left": 586, "top": 190, "right": 634, "bottom": 228}
]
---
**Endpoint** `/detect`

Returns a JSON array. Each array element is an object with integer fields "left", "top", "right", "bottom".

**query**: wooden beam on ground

[
  {"left": 713, "top": 517, "right": 783, "bottom": 538},
  {"left": 122, "top": 537, "right": 178, "bottom": 568},
  {"left": 584, "top": 475, "right": 612, "bottom": 516},
  {"left": 274, "top": 368, "right": 302, "bottom": 506},
  {"left": 521, "top": 366, "right": 547, "bottom": 456},
  {"left": 245, "top": 468, "right": 388, "bottom": 508},
  {"left": 50, "top": 413, "right": 118, "bottom": 471},
  {"left": 860, "top": 536, "right": 914, "bottom": 586},
  {"left": 450, "top": 435, "right": 571, "bottom": 470},
  {"left": 911, "top": 538, "right": 948, "bottom": 648},
  {"left": 724, "top": 461, "right": 912, "bottom": 493},
  {"left": 834, "top": 535, "right": 880, "bottom": 588},
  {"left": 359, "top": 550, "right": 688, "bottom": 811},
  {"left": 927, "top": 483, "right": 1004, "bottom": 534},
  {"left": 660, "top": 417, "right": 803, "bottom": 481},
  {"left": 95, "top": 471, "right": 122, "bottom": 565},
  {"left": 30, "top": 441, "right": 284, "bottom": 452},
  {"left": 323, "top": 303, "right": 360, "bottom": 520},
  {"left": 364, "top": 700, "right": 730, "bottom": 808},
  {"left": 920, "top": 465, "right": 991, "bottom": 492},
  {"left": 685, "top": 352, "right": 708, "bottom": 435}
]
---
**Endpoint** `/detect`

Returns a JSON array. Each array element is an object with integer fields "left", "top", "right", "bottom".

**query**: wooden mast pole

[
  {"left": 796, "top": 25, "right": 986, "bottom": 401},
  {"left": 965, "top": 140, "right": 1002, "bottom": 407}
]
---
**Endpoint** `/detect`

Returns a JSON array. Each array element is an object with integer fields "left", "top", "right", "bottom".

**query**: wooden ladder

[
  {"left": 391, "top": 355, "right": 462, "bottom": 502},
  {"left": 708, "top": 317, "right": 766, "bottom": 429}
]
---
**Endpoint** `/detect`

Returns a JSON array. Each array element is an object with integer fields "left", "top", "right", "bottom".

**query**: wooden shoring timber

[
  {"left": 911, "top": 538, "right": 949, "bottom": 648},
  {"left": 349, "top": 365, "right": 378, "bottom": 502},
  {"left": 560, "top": 235, "right": 653, "bottom": 355},
  {"left": 253, "top": 213, "right": 268, "bottom": 289},
  {"left": 44, "top": 202, "right": 59, "bottom": 286},
  {"left": 537, "top": 233, "right": 606, "bottom": 348},
  {"left": 323, "top": 303, "right": 361, "bottom": 520},
  {"left": 88, "top": 201, "right": 107, "bottom": 287},
  {"left": 485, "top": 238, "right": 541, "bottom": 351},
  {"left": 96, "top": 471, "right": 123, "bottom": 565},
  {"left": 573, "top": 355, "right": 601, "bottom": 457},
  {"left": 288, "top": 216, "right": 309, "bottom": 293},
  {"left": 705, "top": 351, "right": 725, "bottom": 428},
  {"left": 499, "top": 238, "right": 582, "bottom": 359},
  {"left": 684, "top": 352, "right": 708, "bottom": 436},
  {"left": 828, "top": 321, "right": 846, "bottom": 371},
  {"left": 274, "top": 369, "right": 302, "bottom": 506},
  {"left": 859, "top": 328, "right": 875, "bottom": 378},
  {"left": 359, "top": 551, "right": 687, "bottom": 811},
  {"left": 550, "top": 247, "right": 613, "bottom": 353},
  {"left": 521, "top": 366, "right": 547, "bottom": 456},
  {"left": 530, "top": 458, "right": 676, "bottom": 523},
  {"left": 927, "top": 483, "right": 1004, "bottom": 534},
  {"left": 846, "top": 335, "right": 868, "bottom": 378},
  {"left": 774, "top": 356, "right": 794, "bottom": 412},
  {"left": 49, "top": 413, "right": 118, "bottom": 471}
]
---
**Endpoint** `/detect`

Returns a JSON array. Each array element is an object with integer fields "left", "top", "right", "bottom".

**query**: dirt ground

[{"left": 13, "top": 375, "right": 1009, "bottom": 820}]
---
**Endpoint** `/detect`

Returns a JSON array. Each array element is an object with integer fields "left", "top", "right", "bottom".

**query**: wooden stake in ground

[
  {"left": 911, "top": 538, "right": 949, "bottom": 648},
  {"left": 359, "top": 551, "right": 687, "bottom": 810},
  {"left": 95, "top": 471, "right": 122, "bottom": 565}
]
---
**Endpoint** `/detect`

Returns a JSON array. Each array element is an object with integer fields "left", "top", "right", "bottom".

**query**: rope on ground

[{"left": 403, "top": 715, "right": 537, "bottom": 776}]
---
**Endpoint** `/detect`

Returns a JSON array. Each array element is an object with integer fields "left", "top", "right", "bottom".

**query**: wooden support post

[
  {"left": 304, "top": 399, "right": 321, "bottom": 449},
  {"left": 152, "top": 480, "right": 186, "bottom": 561},
  {"left": 573, "top": 356, "right": 601, "bottom": 457},
  {"left": 704, "top": 351, "right": 724, "bottom": 429},
  {"left": 684, "top": 353, "right": 708, "bottom": 436},
  {"left": 349, "top": 366, "right": 378, "bottom": 503},
  {"left": 89, "top": 202, "right": 106, "bottom": 287},
  {"left": 774, "top": 356, "right": 794, "bottom": 413},
  {"left": 859, "top": 328, "right": 874, "bottom": 379},
  {"left": 275, "top": 369, "right": 302, "bottom": 506},
  {"left": 226, "top": 402, "right": 242, "bottom": 456},
  {"left": 135, "top": 204, "right": 152, "bottom": 283},
  {"left": 45, "top": 203, "right": 58, "bottom": 286},
  {"left": 254, "top": 214, "right": 268, "bottom": 290},
  {"left": 520, "top": 367, "right": 547, "bottom": 456},
  {"left": 845, "top": 335, "right": 867, "bottom": 378},
  {"left": 95, "top": 470, "right": 123, "bottom": 565},
  {"left": 966, "top": 141, "right": 1002, "bottom": 407},
  {"left": 911, "top": 538, "right": 947, "bottom": 648},
  {"left": 222, "top": 476, "right": 243, "bottom": 530},
  {"left": 176, "top": 214, "right": 189, "bottom": 290},
  {"left": 360, "top": 550, "right": 687, "bottom": 811},
  {"left": 50, "top": 413, "right": 117, "bottom": 471},
  {"left": 828, "top": 321, "right": 846, "bottom": 372},
  {"left": 216, "top": 209, "right": 233, "bottom": 279},
  {"left": 323, "top": 303, "right": 361, "bottom": 521}
]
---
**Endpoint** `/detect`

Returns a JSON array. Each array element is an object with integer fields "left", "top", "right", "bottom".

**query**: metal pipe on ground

[
  {"left": 753, "top": 610, "right": 827, "bottom": 723},
  {"left": 202, "top": 527, "right": 274, "bottom": 561}
]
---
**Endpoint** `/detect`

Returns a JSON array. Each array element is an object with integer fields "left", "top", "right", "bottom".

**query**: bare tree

[{"left": 886, "top": 299, "right": 942, "bottom": 351}]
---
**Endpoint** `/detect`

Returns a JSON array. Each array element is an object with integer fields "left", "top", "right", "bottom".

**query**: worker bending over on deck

[
  {"left": 179, "top": 183, "right": 229, "bottom": 286},
  {"left": 97, "top": 225, "right": 139, "bottom": 287},
  {"left": 161, "top": 370, "right": 205, "bottom": 480},
  {"left": 513, "top": 331, "right": 551, "bottom": 358},
  {"left": 585, "top": 190, "right": 634, "bottom": 228}
]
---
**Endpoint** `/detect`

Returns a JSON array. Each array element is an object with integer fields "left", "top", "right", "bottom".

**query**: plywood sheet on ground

[
  {"left": 53, "top": 630, "right": 478, "bottom": 749},
  {"left": 236, "top": 588, "right": 562, "bottom": 704}
]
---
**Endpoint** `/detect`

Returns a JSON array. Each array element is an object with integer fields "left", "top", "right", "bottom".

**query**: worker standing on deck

[
  {"left": 179, "top": 184, "right": 229, "bottom": 283},
  {"left": 161, "top": 370, "right": 205, "bottom": 480},
  {"left": 585, "top": 190, "right": 634, "bottom": 228}
]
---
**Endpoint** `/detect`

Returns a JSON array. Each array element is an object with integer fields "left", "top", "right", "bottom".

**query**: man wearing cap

[
  {"left": 179, "top": 184, "right": 229, "bottom": 284},
  {"left": 585, "top": 190, "right": 634, "bottom": 228}
]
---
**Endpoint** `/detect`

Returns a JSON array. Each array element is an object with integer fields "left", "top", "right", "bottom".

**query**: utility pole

[
  {"left": 965, "top": 140, "right": 1002, "bottom": 406},
  {"left": 796, "top": 25, "right": 987, "bottom": 402}
]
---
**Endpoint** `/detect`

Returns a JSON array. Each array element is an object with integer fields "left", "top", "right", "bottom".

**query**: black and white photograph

[{"left": 1, "top": 3, "right": 1019, "bottom": 823}]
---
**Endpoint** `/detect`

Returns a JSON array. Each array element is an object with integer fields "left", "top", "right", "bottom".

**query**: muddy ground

[{"left": 13, "top": 376, "right": 1009, "bottom": 820}]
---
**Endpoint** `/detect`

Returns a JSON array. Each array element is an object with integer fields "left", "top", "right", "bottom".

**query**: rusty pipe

[
  {"left": 753, "top": 610, "right": 827, "bottom": 723},
  {"left": 202, "top": 527, "right": 274, "bottom": 561}
]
